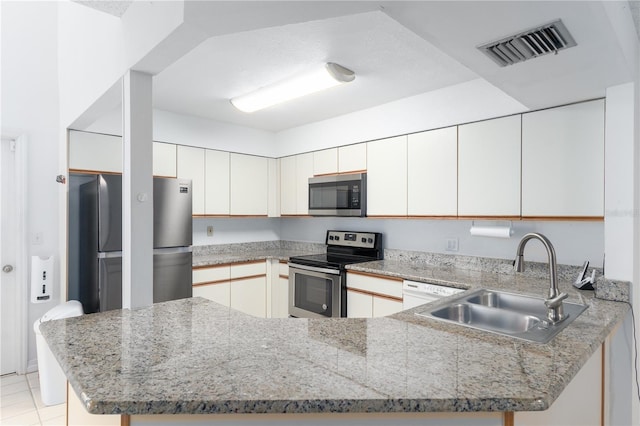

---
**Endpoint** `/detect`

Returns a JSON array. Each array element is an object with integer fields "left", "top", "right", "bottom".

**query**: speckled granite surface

[
  {"left": 41, "top": 277, "right": 628, "bottom": 416},
  {"left": 192, "top": 241, "right": 324, "bottom": 266},
  {"left": 192, "top": 244, "right": 629, "bottom": 303}
]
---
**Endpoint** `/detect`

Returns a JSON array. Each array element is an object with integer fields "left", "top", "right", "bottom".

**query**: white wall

[
  {"left": 274, "top": 79, "right": 528, "bottom": 157},
  {"left": 82, "top": 108, "right": 278, "bottom": 157},
  {"left": 1, "top": 1, "right": 61, "bottom": 370}
]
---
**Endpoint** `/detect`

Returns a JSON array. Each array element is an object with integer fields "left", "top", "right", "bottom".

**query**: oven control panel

[{"left": 326, "top": 231, "right": 379, "bottom": 249}]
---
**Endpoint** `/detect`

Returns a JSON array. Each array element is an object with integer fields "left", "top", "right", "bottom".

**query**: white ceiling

[
  {"left": 78, "top": 1, "right": 640, "bottom": 133},
  {"left": 153, "top": 11, "right": 478, "bottom": 132}
]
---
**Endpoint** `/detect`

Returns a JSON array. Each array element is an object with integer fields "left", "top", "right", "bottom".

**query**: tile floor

[{"left": 1, "top": 372, "right": 65, "bottom": 426}]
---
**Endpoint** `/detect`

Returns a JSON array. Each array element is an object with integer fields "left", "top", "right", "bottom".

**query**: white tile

[
  {"left": 31, "top": 388, "right": 47, "bottom": 410},
  {"left": 0, "top": 399, "right": 39, "bottom": 420},
  {"left": 0, "top": 389, "right": 34, "bottom": 408},
  {"left": 0, "top": 380, "right": 29, "bottom": 397},
  {"left": 0, "top": 409, "right": 40, "bottom": 426},
  {"left": 37, "top": 403, "right": 65, "bottom": 421},
  {"left": 42, "top": 414, "right": 66, "bottom": 426},
  {"left": 0, "top": 375, "right": 24, "bottom": 387},
  {"left": 26, "top": 373, "right": 40, "bottom": 390}
]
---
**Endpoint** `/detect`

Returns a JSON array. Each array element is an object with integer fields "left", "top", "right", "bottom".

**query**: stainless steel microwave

[{"left": 308, "top": 173, "right": 366, "bottom": 217}]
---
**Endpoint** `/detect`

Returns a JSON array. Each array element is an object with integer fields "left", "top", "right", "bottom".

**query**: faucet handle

[{"left": 545, "top": 292, "right": 568, "bottom": 309}]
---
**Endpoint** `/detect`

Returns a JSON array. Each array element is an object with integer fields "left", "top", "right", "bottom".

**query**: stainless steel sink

[{"left": 416, "top": 289, "right": 588, "bottom": 343}]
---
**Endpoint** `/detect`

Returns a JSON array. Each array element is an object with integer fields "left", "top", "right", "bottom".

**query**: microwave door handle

[{"left": 288, "top": 263, "right": 341, "bottom": 275}]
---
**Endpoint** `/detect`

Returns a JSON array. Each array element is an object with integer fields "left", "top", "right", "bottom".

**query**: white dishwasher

[{"left": 402, "top": 280, "right": 464, "bottom": 310}]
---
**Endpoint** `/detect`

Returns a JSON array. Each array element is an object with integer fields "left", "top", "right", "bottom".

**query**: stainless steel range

[{"left": 288, "top": 230, "right": 383, "bottom": 318}]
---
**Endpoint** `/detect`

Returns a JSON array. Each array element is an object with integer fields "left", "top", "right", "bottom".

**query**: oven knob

[
  {"left": 361, "top": 238, "right": 366, "bottom": 243},
  {"left": 368, "top": 238, "right": 373, "bottom": 243},
  {"left": 329, "top": 236, "right": 334, "bottom": 240},
  {"left": 335, "top": 236, "right": 340, "bottom": 241},
  {"left": 322, "top": 304, "right": 328, "bottom": 311}
]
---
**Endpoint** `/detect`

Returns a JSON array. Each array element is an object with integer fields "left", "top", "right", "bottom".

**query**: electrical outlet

[
  {"left": 206, "top": 226, "right": 214, "bottom": 237},
  {"left": 33, "top": 232, "right": 43, "bottom": 245},
  {"left": 446, "top": 238, "right": 458, "bottom": 252}
]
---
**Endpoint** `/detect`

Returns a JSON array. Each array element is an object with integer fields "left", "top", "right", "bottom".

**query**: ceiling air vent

[{"left": 478, "top": 20, "right": 577, "bottom": 67}]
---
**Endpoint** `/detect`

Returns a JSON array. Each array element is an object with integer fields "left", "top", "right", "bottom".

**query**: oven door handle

[{"left": 288, "top": 263, "right": 341, "bottom": 276}]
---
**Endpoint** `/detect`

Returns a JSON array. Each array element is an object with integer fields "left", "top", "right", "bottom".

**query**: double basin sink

[{"left": 416, "top": 289, "right": 588, "bottom": 343}]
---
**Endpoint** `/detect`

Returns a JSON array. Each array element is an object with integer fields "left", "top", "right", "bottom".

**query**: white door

[{"left": 1, "top": 137, "right": 18, "bottom": 375}]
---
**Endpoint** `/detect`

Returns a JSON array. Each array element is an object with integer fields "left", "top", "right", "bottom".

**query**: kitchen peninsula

[{"left": 41, "top": 254, "right": 629, "bottom": 426}]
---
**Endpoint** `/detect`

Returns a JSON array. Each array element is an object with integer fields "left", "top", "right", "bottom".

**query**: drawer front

[
  {"left": 193, "top": 265, "right": 230, "bottom": 284},
  {"left": 347, "top": 272, "right": 403, "bottom": 299},
  {"left": 230, "top": 261, "right": 267, "bottom": 279}
]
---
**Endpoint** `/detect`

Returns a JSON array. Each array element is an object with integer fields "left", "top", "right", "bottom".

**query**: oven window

[{"left": 294, "top": 273, "right": 333, "bottom": 317}]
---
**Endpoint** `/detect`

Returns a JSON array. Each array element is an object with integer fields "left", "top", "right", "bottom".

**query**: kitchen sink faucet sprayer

[{"left": 514, "top": 233, "right": 568, "bottom": 324}]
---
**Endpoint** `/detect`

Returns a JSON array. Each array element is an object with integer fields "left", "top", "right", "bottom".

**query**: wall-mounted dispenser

[{"left": 31, "top": 255, "right": 53, "bottom": 303}]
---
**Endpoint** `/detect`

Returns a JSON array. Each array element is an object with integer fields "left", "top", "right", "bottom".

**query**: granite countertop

[
  {"left": 41, "top": 266, "right": 628, "bottom": 416},
  {"left": 192, "top": 248, "right": 314, "bottom": 267}
]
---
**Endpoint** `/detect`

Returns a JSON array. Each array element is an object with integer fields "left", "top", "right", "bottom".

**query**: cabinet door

[
  {"left": 69, "top": 130, "right": 122, "bottom": 173},
  {"left": 295, "top": 152, "right": 314, "bottom": 214},
  {"left": 230, "top": 153, "right": 268, "bottom": 216},
  {"left": 313, "top": 148, "right": 338, "bottom": 175},
  {"left": 153, "top": 142, "right": 177, "bottom": 177},
  {"left": 339, "top": 143, "right": 367, "bottom": 173},
  {"left": 372, "top": 297, "right": 403, "bottom": 317},
  {"left": 347, "top": 290, "right": 373, "bottom": 318},
  {"left": 205, "top": 150, "right": 230, "bottom": 215},
  {"left": 458, "top": 115, "right": 521, "bottom": 217},
  {"left": 522, "top": 100, "right": 604, "bottom": 218},
  {"left": 193, "top": 283, "right": 230, "bottom": 307},
  {"left": 272, "top": 262, "right": 289, "bottom": 318},
  {"left": 367, "top": 136, "right": 408, "bottom": 216},
  {"left": 177, "top": 145, "right": 205, "bottom": 215},
  {"left": 230, "top": 277, "right": 267, "bottom": 318},
  {"left": 408, "top": 127, "right": 457, "bottom": 216},
  {"left": 280, "top": 156, "right": 297, "bottom": 215}
]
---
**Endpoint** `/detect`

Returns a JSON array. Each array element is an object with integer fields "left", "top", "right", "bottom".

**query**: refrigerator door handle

[
  {"left": 153, "top": 247, "right": 193, "bottom": 255},
  {"left": 97, "top": 251, "right": 123, "bottom": 259}
]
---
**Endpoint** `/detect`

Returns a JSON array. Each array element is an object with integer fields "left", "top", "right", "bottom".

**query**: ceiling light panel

[{"left": 230, "top": 63, "right": 355, "bottom": 113}]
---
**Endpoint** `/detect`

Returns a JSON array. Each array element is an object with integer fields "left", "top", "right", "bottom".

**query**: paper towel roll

[{"left": 469, "top": 225, "right": 513, "bottom": 238}]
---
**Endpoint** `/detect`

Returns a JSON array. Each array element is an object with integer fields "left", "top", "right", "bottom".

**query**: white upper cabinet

[
  {"left": 522, "top": 99, "right": 605, "bottom": 218},
  {"left": 205, "top": 150, "right": 230, "bottom": 215},
  {"left": 69, "top": 130, "right": 122, "bottom": 173},
  {"left": 295, "top": 153, "right": 313, "bottom": 214},
  {"left": 280, "top": 153, "right": 313, "bottom": 215},
  {"left": 279, "top": 156, "right": 297, "bottom": 215},
  {"left": 407, "top": 127, "right": 457, "bottom": 216},
  {"left": 338, "top": 143, "right": 367, "bottom": 173},
  {"left": 313, "top": 148, "right": 338, "bottom": 176},
  {"left": 230, "top": 153, "right": 268, "bottom": 216},
  {"left": 458, "top": 115, "right": 521, "bottom": 217},
  {"left": 177, "top": 145, "right": 205, "bottom": 215},
  {"left": 152, "top": 142, "right": 177, "bottom": 177},
  {"left": 367, "top": 135, "right": 408, "bottom": 216}
]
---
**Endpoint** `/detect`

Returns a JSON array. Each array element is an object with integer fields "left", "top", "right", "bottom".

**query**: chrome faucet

[{"left": 514, "top": 233, "right": 568, "bottom": 324}]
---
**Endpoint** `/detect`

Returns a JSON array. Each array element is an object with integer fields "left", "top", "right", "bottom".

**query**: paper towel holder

[{"left": 469, "top": 221, "right": 514, "bottom": 238}]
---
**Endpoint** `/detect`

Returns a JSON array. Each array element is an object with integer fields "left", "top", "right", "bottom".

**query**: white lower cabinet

[
  {"left": 346, "top": 272, "right": 403, "bottom": 318},
  {"left": 193, "top": 262, "right": 267, "bottom": 317},
  {"left": 514, "top": 345, "right": 602, "bottom": 425},
  {"left": 347, "top": 290, "right": 374, "bottom": 318},
  {"left": 271, "top": 261, "right": 289, "bottom": 318},
  {"left": 192, "top": 265, "right": 231, "bottom": 306},
  {"left": 229, "top": 262, "right": 267, "bottom": 318}
]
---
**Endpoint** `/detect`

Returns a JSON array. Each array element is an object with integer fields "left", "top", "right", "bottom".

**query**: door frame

[{"left": 1, "top": 131, "right": 29, "bottom": 374}]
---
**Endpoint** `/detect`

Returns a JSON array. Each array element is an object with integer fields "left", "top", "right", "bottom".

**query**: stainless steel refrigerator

[{"left": 75, "top": 174, "right": 192, "bottom": 313}]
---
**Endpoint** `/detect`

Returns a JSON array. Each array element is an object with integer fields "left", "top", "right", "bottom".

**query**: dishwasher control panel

[{"left": 402, "top": 280, "right": 464, "bottom": 298}]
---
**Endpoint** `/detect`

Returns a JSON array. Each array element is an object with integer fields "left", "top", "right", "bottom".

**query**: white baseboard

[{"left": 27, "top": 359, "right": 38, "bottom": 373}]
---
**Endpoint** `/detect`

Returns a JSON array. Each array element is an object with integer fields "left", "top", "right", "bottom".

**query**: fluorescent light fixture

[{"left": 230, "top": 62, "right": 355, "bottom": 113}]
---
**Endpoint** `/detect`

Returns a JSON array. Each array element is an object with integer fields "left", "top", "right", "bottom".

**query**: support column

[{"left": 122, "top": 70, "right": 153, "bottom": 310}]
